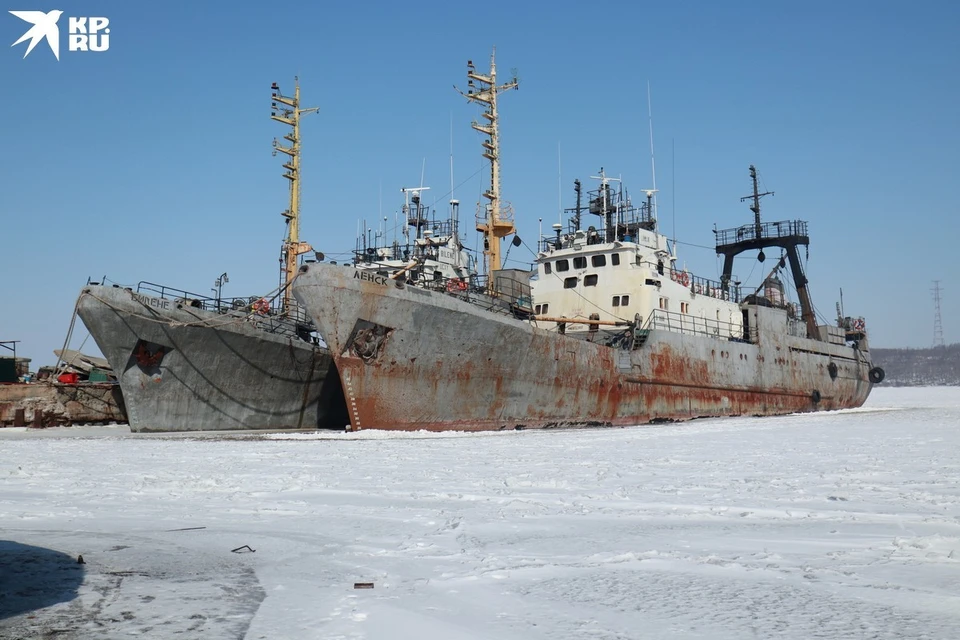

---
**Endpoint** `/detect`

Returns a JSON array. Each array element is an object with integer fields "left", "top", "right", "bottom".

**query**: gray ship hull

[
  {"left": 292, "top": 263, "right": 875, "bottom": 431},
  {"left": 77, "top": 285, "right": 347, "bottom": 432}
]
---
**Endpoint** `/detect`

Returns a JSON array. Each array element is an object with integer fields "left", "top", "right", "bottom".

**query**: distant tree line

[{"left": 872, "top": 344, "right": 960, "bottom": 386}]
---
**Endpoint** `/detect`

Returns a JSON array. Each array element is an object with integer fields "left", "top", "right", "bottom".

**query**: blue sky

[{"left": 2, "top": 1, "right": 958, "bottom": 367}]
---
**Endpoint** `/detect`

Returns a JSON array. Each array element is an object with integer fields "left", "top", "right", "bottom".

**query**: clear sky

[{"left": 2, "top": 0, "right": 958, "bottom": 367}]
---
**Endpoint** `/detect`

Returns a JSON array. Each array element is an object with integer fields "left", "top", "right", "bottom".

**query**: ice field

[{"left": 2, "top": 387, "right": 958, "bottom": 639}]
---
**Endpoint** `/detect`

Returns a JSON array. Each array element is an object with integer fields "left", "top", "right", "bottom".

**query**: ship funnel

[{"left": 763, "top": 274, "right": 785, "bottom": 305}]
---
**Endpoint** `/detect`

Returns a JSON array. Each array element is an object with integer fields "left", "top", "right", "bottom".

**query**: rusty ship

[
  {"left": 290, "top": 52, "right": 883, "bottom": 432},
  {"left": 76, "top": 79, "right": 346, "bottom": 432}
]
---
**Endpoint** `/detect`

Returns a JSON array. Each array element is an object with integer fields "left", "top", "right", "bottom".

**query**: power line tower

[{"left": 932, "top": 280, "right": 945, "bottom": 348}]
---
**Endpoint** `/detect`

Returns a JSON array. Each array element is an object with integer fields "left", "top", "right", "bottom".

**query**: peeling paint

[{"left": 294, "top": 264, "right": 874, "bottom": 432}]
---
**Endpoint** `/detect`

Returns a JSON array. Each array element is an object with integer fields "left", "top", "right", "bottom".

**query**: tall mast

[
  {"left": 743, "top": 164, "right": 774, "bottom": 241},
  {"left": 455, "top": 48, "right": 519, "bottom": 277},
  {"left": 271, "top": 77, "right": 319, "bottom": 314}
]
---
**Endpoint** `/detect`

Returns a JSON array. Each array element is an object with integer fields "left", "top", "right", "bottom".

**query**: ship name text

[
  {"left": 354, "top": 271, "right": 388, "bottom": 286},
  {"left": 133, "top": 293, "right": 171, "bottom": 310}
]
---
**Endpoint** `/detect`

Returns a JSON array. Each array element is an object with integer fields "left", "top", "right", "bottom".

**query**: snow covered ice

[{"left": 2, "top": 387, "right": 959, "bottom": 639}]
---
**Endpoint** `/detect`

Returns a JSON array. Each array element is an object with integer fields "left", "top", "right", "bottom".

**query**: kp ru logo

[{"left": 9, "top": 9, "right": 109, "bottom": 60}]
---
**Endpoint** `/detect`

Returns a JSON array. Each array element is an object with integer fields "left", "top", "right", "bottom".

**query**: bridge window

[
  {"left": 681, "top": 302, "right": 690, "bottom": 314},
  {"left": 659, "top": 297, "right": 667, "bottom": 310},
  {"left": 621, "top": 295, "right": 630, "bottom": 306},
  {"left": 592, "top": 254, "right": 606, "bottom": 267},
  {"left": 556, "top": 259, "right": 569, "bottom": 272},
  {"left": 612, "top": 253, "right": 621, "bottom": 266},
  {"left": 564, "top": 277, "right": 577, "bottom": 289},
  {"left": 584, "top": 274, "right": 598, "bottom": 286},
  {"left": 573, "top": 256, "right": 587, "bottom": 269},
  {"left": 612, "top": 295, "right": 621, "bottom": 307},
  {"left": 543, "top": 262, "right": 552, "bottom": 275}
]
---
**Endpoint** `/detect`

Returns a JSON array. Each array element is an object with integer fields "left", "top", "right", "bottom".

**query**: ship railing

[
  {"left": 535, "top": 225, "right": 618, "bottom": 253},
  {"left": 556, "top": 192, "right": 657, "bottom": 243},
  {"left": 250, "top": 308, "right": 318, "bottom": 341},
  {"left": 423, "top": 218, "right": 454, "bottom": 238},
  {"left": 538, "top": 236, "right": 563, "bottom": 253},
  {"left": 135, "top": 281, "right": 317, "bottom": 340},
  {"left": 536, "top": 215, "right": 659, "bottom": 254},
  {"left": 136, "top": 281, "right": 212, "bottom": 306},
  {"left": 353, "top": 244, "right": 407, "bottom": 265},
  {"left": 475, "top": 202, "right": 515, "bottom": 229},
  {"left": 640, "top": 309, "right": 756, "bottom": 343},
  {"left": 136, "top": 281, "right": 246, "bottom": 316},
  {"left": 417, "top": 273, "right": 534, "bottom": 318},
  {"left": 669, "top": 269, "right": 743, "bottom": 302},
  {"left": 714, "top": 219, "right": 809, "bottom": 248}
]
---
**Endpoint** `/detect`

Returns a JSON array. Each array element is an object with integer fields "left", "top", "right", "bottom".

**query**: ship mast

[
  {"left": 744, "top": 164, "right": 774, "bottom": 242},
  {"left": 271, "top": 77, "right": 319, "bottom": 314},
  {"left": 455, "top": 48, "right": 519, "bottom": 279},
  {"left": 715, "top": 165, "right": 819, "bottom": 339}
]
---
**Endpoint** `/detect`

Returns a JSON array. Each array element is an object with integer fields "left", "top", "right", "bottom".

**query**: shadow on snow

[{"left": 0, "top": 540, "right": 84, "bottom": 620}]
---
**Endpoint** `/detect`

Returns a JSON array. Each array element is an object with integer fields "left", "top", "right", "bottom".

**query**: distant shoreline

[{"left": 873, "top": 345, "right": 959, "bottom": 387}]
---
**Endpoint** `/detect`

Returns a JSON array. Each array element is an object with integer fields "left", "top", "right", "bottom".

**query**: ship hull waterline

[
  {"left": 293, "top": 263, "right": 874, "bottom": 432},
  {"left": 77, "top": 285, "right": 347, "bottom": 433}
]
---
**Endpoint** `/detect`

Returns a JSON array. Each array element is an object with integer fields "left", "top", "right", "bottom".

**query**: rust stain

[
  {"left": 330, "top": 336, "right": 871, "bottom": 432},
  {"left": 303, "top": 264, "right": 873, "bottom": 433}
]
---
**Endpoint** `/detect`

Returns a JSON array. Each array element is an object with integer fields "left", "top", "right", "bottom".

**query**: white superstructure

[
  {"left": 353, "top": 189, "right": 476, "bottom": 286},
  {"left": 532, "top": 169, "right": 745, "bottom": 340}
]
